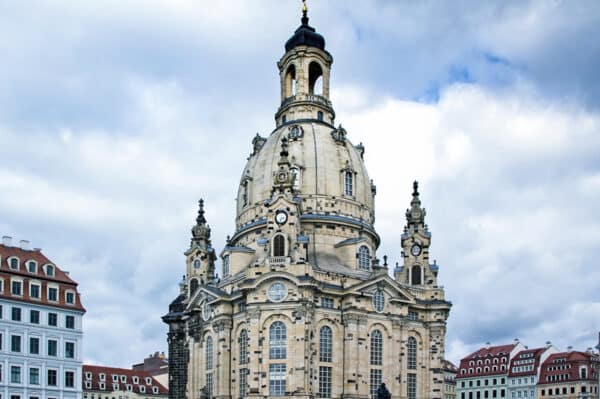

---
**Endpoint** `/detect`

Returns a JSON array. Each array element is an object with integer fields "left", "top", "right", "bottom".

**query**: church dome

[{"left": 236, "top": 122, "right": 375, "bottom": 228}]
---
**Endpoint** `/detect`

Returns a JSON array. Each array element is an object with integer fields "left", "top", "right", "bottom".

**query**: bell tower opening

[
  {"left": 308, "top": 61, "right": 323, "bottom": 95},
  {"left": 285, "top": 64, "right": 297, "bottom": 98}
]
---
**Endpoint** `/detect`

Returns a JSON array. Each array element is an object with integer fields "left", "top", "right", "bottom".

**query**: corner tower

[{"left": 164, "top": 5, "right": 451, "bottom": 399}]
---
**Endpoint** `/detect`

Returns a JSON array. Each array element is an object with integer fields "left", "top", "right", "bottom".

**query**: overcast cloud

[{"left": 1, "top": 0, "right": 599, "bottom": 366}]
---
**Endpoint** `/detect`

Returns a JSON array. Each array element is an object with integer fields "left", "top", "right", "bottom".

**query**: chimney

[
  {"left": 514, "top": 338, "right": 520, "bottom": 344},
  {"left": 2, "top": 235, "right": 12, "bottom": 246},
  {"left": 546, "top": 341, "right": 552, "bottom": 348},
  {"left": 33, "top": 247, "right": 42, "bottom": 252},
  {"left": 586, "top": 347, "right": 593, "bottom": 354},
  {"left": 19, "top": 240, "right": 30, "bottom": 250},
  {"left": 486, "top": 342, "right": 491, "bottom": 349},
  {"left": 567, "top": 346, "right": 573, "bottom": 352},
  {"left": 64, "top": 271, "right": 70, "bottom": 276}
]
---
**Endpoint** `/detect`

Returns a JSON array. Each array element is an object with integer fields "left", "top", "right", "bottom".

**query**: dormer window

[
  {"left": 47, "top": 286, "right": 58, "bottom": 302},
  {"left": 358, "top": 245, "right": 370, "bottom": 270},
  {"left": 27, "top": 261, "right": 37, "bottom": 273},
  {"left": 9, "top": 257, "right": 19, "bottom": 270},
  {"left": 133, "top": 376, "right": 139, "bottom": 384},
  {"left": 11, "top": 279, "right": 23, "bottom": 296},
  {"left": 65, "top": 291, "right": 75, "bottom": 304},
  {"left": 85, "top": 372, "right": 92, "bottom": 380},
  {"left": 126, "top": 384, "right": 132, "bottom": 391},
  {"left": 99, "top": 382, "right": 105, "bottom": 390},
  {"left": 153, "top": 386, "right": 159, "bottom": 394},
  {"left": 146, "top": 377, "right": 152, "bottom": 385},
  {"left": 112, "top": 375, "right": 118, "bottom": 382},
  {"left": 120, "top": 375, "right": 127, "bottom": 383},
  {"left": 140, "top": 385, "right": 146, "bottom": 393},
  {"left": 99, "top": 373, "right": 106, "bottom": 381},
  {"left": 45, "top": 264, "right": 55, "bottom": 277}
]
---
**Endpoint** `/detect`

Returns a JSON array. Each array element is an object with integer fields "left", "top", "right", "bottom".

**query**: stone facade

[{"left": 163, "top": 7, "right": 451, "bottom": 399}]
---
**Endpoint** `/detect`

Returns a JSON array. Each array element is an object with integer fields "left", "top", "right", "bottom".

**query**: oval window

[
  {"left": 268, "top": 282, "right": 288, "bottom": 302},
  {"left": 373, "top": 290, "right": 385, "bottom": 313}
]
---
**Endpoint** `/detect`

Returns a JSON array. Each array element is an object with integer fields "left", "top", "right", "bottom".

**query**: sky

[{"left": 1, "top": 0, "right": 600, "bottom": 367}]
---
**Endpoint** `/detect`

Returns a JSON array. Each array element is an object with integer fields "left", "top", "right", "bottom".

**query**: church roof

[{"left": 285, "top": 10, "right": 325, "bottom": 52}]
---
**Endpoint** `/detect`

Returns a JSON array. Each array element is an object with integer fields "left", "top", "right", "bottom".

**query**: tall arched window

[
  {"left": 411, "top": 266, "right": 422, "bottom": 285},
  {"left": 205, "top": 336, "right": 213, "bottom": 370},
  {"left": 370, "top": 330, "right": 383, "bottom": 399},
  {"left": 273, "top": 234, "right": 286, "bottom": 257},
  {"left": 285, "top": 64, "right": 297, "bottom": 97},
  {"left": 239, "top": 329, "right": 248, "bottom": 365},
  {"left": 190, "top": 278, "right": 199, "bottom": 296},
  {"left": 269, "top": 321, "right": 287, "bottom": 359},
  {"left": 344, "top": 171, "right": 353, "bottom": 196},
  {"left": 358, "top": 246, "right": 370, "bottom": 270},
  {"left": 319, "top": 326, "right": 332, "bottom": 363},
  {"left": 407, "top": 337, "right": 417, "bottom": 370},
  {"left": 309, "top": 61, "right": 323, "bottom": 95},
  {"left": 370, "top": 330, "right": 382, "bottom": 365},
  {"left": 242, "top": 181, "right": 249, "bottom": 207},
  {"left": 223, "top": 255, "right": 230, "bottom": 277},
  {"left": 290, "top": 166, "right": 301, "bottom": 191}
]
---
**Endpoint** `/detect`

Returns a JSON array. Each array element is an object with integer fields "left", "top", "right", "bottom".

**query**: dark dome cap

[{"left": 285, "top": 13, "right": 326, "bottom": 52}]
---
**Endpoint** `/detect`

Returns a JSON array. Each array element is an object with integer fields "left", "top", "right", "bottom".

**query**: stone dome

[
  {"left": 234, "top": 121, "right": 377, "bottom": 243},
  {"left": 284, "top": 15, "right": 326, "bottom": 52}
]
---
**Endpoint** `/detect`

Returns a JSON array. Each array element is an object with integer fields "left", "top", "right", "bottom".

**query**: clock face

[
  {"left": 277, "top": 172, "right": 288, "bottom": 182},
  {"left": 275, "top": 211, "right": 288, "bottom": 225},
  {"left": 267, "top": 282, "right": 288, "bottom": 302},
  {"left": 411, "top": 244, "right": 421, "bottom": 256}
]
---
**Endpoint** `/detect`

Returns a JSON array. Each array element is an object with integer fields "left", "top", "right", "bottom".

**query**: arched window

[
  {"left": 370, "top": 330, "right": 382, "bottom": 365},
  {"left": 242, "top": 181, "right": 249, "bottom": 207},
  {"left": 407, "top": 337, "right": 417, "bottom": 370},
  {"left": 319, "top": 326, "right": 332, "bottom": 362},
  {"left": 309, "top": 61, "right": 323, "bottom": 95},
  {"left": 205, "top": 336, "right": 213, "bottom": 370},
  {"left": 317, "top": 111, "right": 324, "bottom": 121},
  {"left": 285, "top": 64, "right": 297, "bottom": 97},
  {"left": 223, "top": 255, "right": 230, "bottom": 277},
  {"left": 269, "top": 321, "right": 287, "bottom": 359},
  {"left": 411, "top": 266, "right": 422, "bottom": 285},
  {"left": 239, "top": 329, "right": 248, "bottom": 365},
  {"left": 193, "top": 260, "right": 201, "bottom": 269},
  {"left": 358, "top": 246, "right": 370, "bottom": 270},
  {"left": 344, "top": 171, "right": 353, "bottom": 196},
  {"left": 273, "top": 234, "right": 286, "bottom": 257},
  {"left": 9, "top": 257, "right": 19, "bottom": 270},
  {"left": 190, "top": 278, "right": 199, "bottom": 295}
]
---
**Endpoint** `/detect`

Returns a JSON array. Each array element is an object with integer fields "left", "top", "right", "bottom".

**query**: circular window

[
  {"left": 373, "top": 290, "right": 385, "bottom": 313},
  {"left": 202, "top": 302, "right": 212, "bottom": 321},
  {"left": 268, "top": 282, "right": 288, "bottom": 302}
]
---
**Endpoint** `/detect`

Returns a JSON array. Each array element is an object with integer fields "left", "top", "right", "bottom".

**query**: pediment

[{"left": 344, "top": 275, "right": 415, "bottom": 304}]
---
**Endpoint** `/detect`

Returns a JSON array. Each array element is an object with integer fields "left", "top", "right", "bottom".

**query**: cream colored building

[{"left": 163, "top": 6, "right": 451, "bottom": 399}]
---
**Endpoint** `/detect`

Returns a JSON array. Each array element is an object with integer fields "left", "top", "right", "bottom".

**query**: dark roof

[{"left": 285, "top": 14, "right": 325, "bottom": 52}]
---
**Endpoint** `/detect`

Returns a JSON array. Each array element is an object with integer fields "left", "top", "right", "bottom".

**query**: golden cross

[{"left": 302, "top": 0, "right": 308, "bottom": 14}]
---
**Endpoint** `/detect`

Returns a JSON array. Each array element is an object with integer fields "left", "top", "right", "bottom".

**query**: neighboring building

[
  {"left": 0, "top": 237, "right": 85, "bottom": 399},
  {"left": 163, "top": 5, "right": 452, "bottom": 399},
  {"left": 132, "top": 353, "right": 168, "bottom": 389},
  {"left": 537, "top": 350, "right": 599, "bottom": 399},
  {"left": 444, "top": 360, "right": 459, "bottom": 399},
  {"left": 507, "top": 344, "right": 558, "bottom": 399},
  {"left": 457, "top": 341, "right": 526, "bottom": 399},
  {"left": 82, "top": 365, "right": 167, "bottom": 399}
]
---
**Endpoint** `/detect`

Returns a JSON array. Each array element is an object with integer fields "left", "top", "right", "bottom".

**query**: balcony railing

[
  {"left": 268, "top": 256, "right": 288, "bottom": 267},
  {"left": 280, "top": 94, "right": 332, "bottom": 108}
]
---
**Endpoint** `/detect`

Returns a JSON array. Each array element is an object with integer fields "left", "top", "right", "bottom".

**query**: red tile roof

[
  {"left": 539, "top": 351, "right": 600, "bottom": 385},
  {"left": 83, "top": 365, "right": 168, "bottom": 396},
  {"left": 0, "top": 243, "right": 85, "bottom": 312},
  {"left": 508, "top": 347, "right": 548, "bottom": 377},
  {"left": 457, "top": 343, "right": 517, "bottom": 378}
]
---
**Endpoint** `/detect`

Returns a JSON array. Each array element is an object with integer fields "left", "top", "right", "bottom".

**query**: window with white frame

[
  {"left": 239, "top": 368, "right": 249, "bottom": 398},
  {"left": 370, "top": 369, "right": 382, "bottom": 399},
  {"left": 29, "top": 283, "right": 40, "bottom": 299},
  {"left": 47, "top": 286, "right": 58, "bottom": 302},
  {"left": 370, "top": 330, "right": 382, "bottom": 365},
  {"left": 269, "top": 363, "right": 286, "bottom": 396},
  {"left": 139, "top": 385, "right": 146, "bottom": 393},
  {"left": 205, "top": 336, "right": 213, "bottom": 370},
  {"left": 358, "top": 246, "right": 370, "bottom": 270},
  {"left": 239, "top": 329, "right": 249, "bottom": 365},
  {"left": 11, "top": 365, "right": 22, "bottom": 383},
  {"left": 132, "top": 376, "right": 139, "bottom": 384},
  {"left": 407, "top": 337, "right": 417, "bottom": 369},
  {"left": 372, "top": 290, "right": 385, "bottom": 313},
  {"left": 408, "top": 373, "right": 417, "bottom": 399},
  {"left": 318, "top": 366, "right": 332, "bottom": 398},
  {"left": 269, "top": 321, "right": 287, "bottom": 359},
  {"left": 223, "top": 255, "right": 230, "bottom": 277},
  {"left": 344, "top": 171, "right": 354, "bottom": 196},
  {"left": 65, "top": 291, "right": 75, "bottom": 304},
  {"left": 11, "top": 279, "right": 23, "bottom": 296},
  {"left": 9, "top": 257, "right": 19, "bottom": 270},
  {"left": 319, "top": 326, "right": 332, "bottom": 363},
  {"left": 27, "top": 261, "right": 37, "bottom": 273},
  {"left": 45, "top": 264, "right": 55, "bottom": 277}
]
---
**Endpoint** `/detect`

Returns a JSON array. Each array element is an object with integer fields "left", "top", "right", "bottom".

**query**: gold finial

[{"left": 302, "top": 0, "right": 308, "bottom": 16}]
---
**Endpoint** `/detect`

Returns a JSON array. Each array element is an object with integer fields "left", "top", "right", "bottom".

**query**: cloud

[
  {"left": 1, "top": 1, "right": 599, "bottom": 367},
  {"left": 336, "top": 82, "right": 600, "bottom": 362}
]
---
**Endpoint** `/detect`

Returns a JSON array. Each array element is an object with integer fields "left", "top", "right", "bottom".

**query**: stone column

[
  {"left": 343, "top": 313, "right": 368, "bottom": 399},
  {"left": 214, "top": 319, "right": 233, "bottom": 399},
  {"left": 391, "top": 319, "right": 404, "bottom": 399},
  {"left": 246, "top": 308, "right": 262, "bottom": 399}
]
